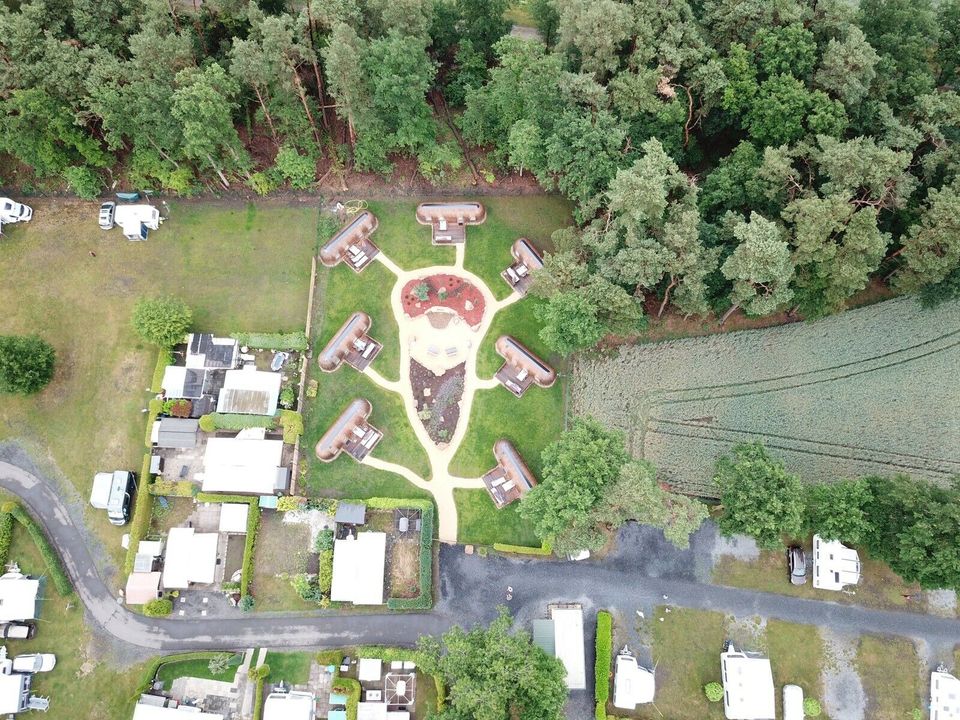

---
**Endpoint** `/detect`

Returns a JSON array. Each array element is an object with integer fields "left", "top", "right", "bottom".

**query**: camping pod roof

[
  {"left": 495, "top": 336, "right": 556, "bottom": 387},
  {"left": 319, "top": 312, "right": 372, "bottom": 371},
  {"left": 315, "top": 398, "right": 373, "bottom": 461},
  {"left": 320, "top": 211, "right": 378, "bottom": 267}
]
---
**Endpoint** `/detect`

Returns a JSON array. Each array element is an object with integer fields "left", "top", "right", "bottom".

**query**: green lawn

[
  {"left": 476, "top": 298, "right": 558, "bottom": 378},
  {"left": 463, "top": 195, "right": 571, "bottom": 300},
  {"left": 766, "top": 621, "right": 829, "bottom": 719},
  {"left": 857, "top": 636, "right": 923, "bottom": 720},
  {"left": 454, "top": 488, "right": 540, "bottom": 546},
  {"left": 365, "top": 200, "right": 455, "bottom": 270},
  {"left": 0, "top": 496, "right": 142, "bottom": 719},
  {"left": 156, "top": 655, "right": 241, "bottom": 689},
  {"left": 0, "top": 199, "right": 315, "bottom": 576},
  {"left": 265, "top": 651, "right": 313, "bottom": 685}
]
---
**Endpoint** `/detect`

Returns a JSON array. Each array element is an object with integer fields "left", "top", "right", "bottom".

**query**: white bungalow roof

[
  {"left": 263, "top": 691, "right": 314, "bottom": 720},
  {"left": 720, "top": 646, "right": 776, "bottom": 720},
  {"left": 218, "top": 503, "right": 250, "bottom": 533},
  {"left": 162, "top": 527, "right": 218, "bottom": 589},
  {"left": 125, "top": 571, "right": 162, "bottom": 605},
  {"left": 132, "top": 701, "right": 224, "bottom": 720},
  {"left": 0, "top": 573, "right": 39, "bottom": 622},
  {"left": 201, "top": 437, "right": 285, "bottom": 496},
  {"left": 217, "top": 368, "right": 281, "bottom": 415},
  {"left": 357, "top": 703, "right": 387, "bottom": 720},
  {"left": 0, "top": 671, "right": 28, "bottom": 714},
  {"left": 931, "top": 671, "right": 960, "bottom": 720},
  {"left": 549, "top": 605, "right": 586, "bottom": 689},
  {"left": 613, "top": 653, "right": 655, "bottom": 708},
  {"left": 812, "top": 535, "right": 861, "bottom": 591},
  {"left": 358, "top": 658, "right": 383, "bottom": 682},
  {"left": 330, "top": 533, "right": 386, "bottom": 605}
]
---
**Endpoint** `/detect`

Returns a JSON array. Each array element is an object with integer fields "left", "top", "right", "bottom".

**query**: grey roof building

[
  {"left": 156, "top": 418, "right": 200, "bottom": 449},
  {"left": 335, "top": 502, "right": 367, "bottom": 525}
]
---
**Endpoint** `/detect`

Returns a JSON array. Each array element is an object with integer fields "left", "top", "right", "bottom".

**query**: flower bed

[{"left": 401, "top": 274, "right": 485, "bottom": 327}]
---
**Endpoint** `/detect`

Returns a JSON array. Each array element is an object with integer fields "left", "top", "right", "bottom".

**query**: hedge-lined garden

[
  {"left": 124, "top": 453, "right": 156, "bottom": 575},
  {"left": 195, "top": 493, "right": 261, "bottom": 601},
  {"left": 595, "top": 610, "right": 612, "bottom": 720}
]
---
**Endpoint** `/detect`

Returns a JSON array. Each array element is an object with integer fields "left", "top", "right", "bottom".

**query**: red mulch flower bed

[{"left": 401, "top": 274, "right": 486, "bottom": 327}]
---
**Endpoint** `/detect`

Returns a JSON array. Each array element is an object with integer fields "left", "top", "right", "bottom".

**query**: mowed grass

[
  {"left": 857, "top": 636, "right": 923, "bottom": 720},
  {"left": 713, "top": 547, "right": 923, "bottom": 612},
  {"left": 476, "top": 298, "right": 557, "bottom": 378},
  {"left": 454, "top": 488, "right": 540, "bottom": 546},
  {"left": 265, "top": 651, "right": 313, "bottom": 685},
  {"left": 0, "top": 508, "right": 141, "bottom": 719},
  {"left": 156, "top": 655, "right": 241, "bottom": 689},
  {"left": 766, "top": 621, "right": 830, "bottom": 719},
  {"left": 251, "top": 511, "right": 315, "bottom": 611},
  {"left": 365, "top": 200, "right": 454, "bottom": 270},
  {"left": 0, "top": 199, "right": 315, "bottom": 574}
]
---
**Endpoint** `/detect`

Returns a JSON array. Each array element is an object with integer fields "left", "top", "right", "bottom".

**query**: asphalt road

[{"left": 2, "top": 459, "right": 958, "bottom": 655}]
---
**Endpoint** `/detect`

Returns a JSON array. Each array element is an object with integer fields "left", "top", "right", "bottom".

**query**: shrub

[
  {"left": 314, "top": 529, "right": 334, "bottom": 553},
  {"left": 413, "top": 282, "right": 430, "bottom": 301},
  {"left": 149, "top": 480, "right": 195, "bottom": 497},
  {"left": 306, "top": 380, "right": 318, "bottom": 398},
  {"left": 595, "top": 611, "right": 612, "bottom": 719},
  {"left": 124, "top": 454, "right": 156, "bottom": 575},
  {"left": 249, "top": 171, "right": 279, "bottom": 196},
  {"left": 8, "top": 504, "right": 71, "bottom": 595},
  {"left": 239, "top": 594, "right": 255, "bottom": 612},
  {"left": 278, "top": 410, "right": 303, "bottom": 444},
  {"left": 493, "top": 540, "right": 554, "bottom": 556},
  {"left": 316, "top": 650, "right": 345, "bottom": 666},
  {"left": 279, "top": 386, "right": 296, "bottom": 409},
  {"left": 0, "top": 335, "right": 56, "bottom": 395},
  {"left": 198, "top": 413, "right": 277, "bottom": 432},
  {"left": 277, "top": 496, "right": 307, "bottom": 512},
  {"left": 208, "top": 653, "right": 233, "bottom": 676},
  {"left": 143, "top": 598, "right": 173, "bottom": 616},
  {"left": 332, "top": 678, "right": 361, "bottom": 720},
  {"left": 318, "top": 549, "right": 334, "bottom": 594},
  {"left": 291, "top": 573, "right": 323, "bottom": 603},
  {"left": 151, "top": 349, "right": 173, "bottom": 393},
  {"left": 704, "top": 682, "right": 724, "bottom": 703},
  {"left": 0, "top": 512, "right": 13, "bottom": 568},
  {"left": 252, "top": 664, "right": 270, "bottom": 720},
  {"left": 132, "top": 297, "right": 192, "bottom": 347},
  {"left": 231, "top": 332, "right": 308, "bottom": 352},
  {"left": 804, "top": 698, "right": 822, "bottom": 717},
  {"left": 62, "top": 165, "right": 102, "bottom": 199},
  {"left": 274, "top": 145, "right": 316, "bottom": 189}
]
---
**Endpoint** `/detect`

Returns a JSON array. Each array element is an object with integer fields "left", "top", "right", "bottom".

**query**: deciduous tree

[
  {"left": 131, "top": 297, "right": 192, "bottom": 347},
  {"left": 0, "top": 336, "right": 56, "bottom": 395}
]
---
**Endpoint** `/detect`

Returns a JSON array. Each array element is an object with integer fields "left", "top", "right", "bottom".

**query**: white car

[
  {"left": 0, "top": 198, "right": 32, "bottom": 223},
  {"left": 98, "top": 201, "right": 116, "bottom": 230},
  {"left": 11, "top": 653, "right": 56, "bottom": 673}
]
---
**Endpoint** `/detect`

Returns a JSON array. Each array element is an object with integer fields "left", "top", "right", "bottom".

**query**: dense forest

[{"left": 1, "top": 0, "right": 959, "bottom": 340}]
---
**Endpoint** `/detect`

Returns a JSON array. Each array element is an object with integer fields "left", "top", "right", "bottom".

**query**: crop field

[{"left": 571, "top": 297, "right": 960, "bottom": 495}]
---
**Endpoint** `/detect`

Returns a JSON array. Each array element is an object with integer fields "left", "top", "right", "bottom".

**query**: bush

[
  {"left": 239, "top": 594, "right": 255, "bottom": 612},
  {"left": 595, "top": 611, "right": 612, "bottom": 719},
  {"left": 198, "top": 413, "right": 277, "bottom": 432},
  {"left": 231, "top": 331, "right": 308, "bottom": 352},
  {"left": 704, "top": 681, "right": 724, "bottom": 703},
  {"left": 143, "top": 598, "right": 173, "bottom": 616},
  {"left": 0, "top": 335, "right": 56, "bottom": 395},
  {"left": 318, "top": 549, "right": 334, "bottom": 594},
  {"left": 332, "top": 678, "right": 361, "bottom": 720},
  {"left": 8, "top": 504, "right": 71, "bottom": 596},
  {"left": 249, "top": 171, "right": 279, "bottom": 197},
  {"left": 274, "top": 145, "right": 316, "bottom": 189},
  {"left": 279, "top": 386, "right": 296, "bottom": 409},
  {"left": 493, "top": 540, "right": 554, "bottom": 556},
  {"left": 314, "top": 529, "right": 334, "bottom": 553},
  {"left": 316, "top": 650, "right": 345, "bottom": 666},
  {"left": 125, "top": 454, "right": 156, "bottom": 575},
  {"left": 413, "top": 282, "right": 430, "bottom": 301},
  {"left": 149, "top": 480, "right": 196, "bottom": 497},
  {"left": 132, "top": 297, "right": 192, "bottom": 347},
  {"left": 804, "top": 697, "right": 822, "bottom": 717},
  {"left": 277, "top": 496, "right": 307, "bottom": 512},
  {"left": 291, "top": 573, "right": 323, "bottom": 603},
  {"left": 279, "top": 410, "right": 303, "bottom": 444},
  {"left": 252, "top": 664, "right": 270, "bottom": 720},
  {"left": 62, "top": 165, "right": 102, "bottom": 199},
  {"left": 151, "top": 349, "right": 173, "bottom": 393},
  {"left": 0, "top": 512, "right": 13, "bottom": 568}
]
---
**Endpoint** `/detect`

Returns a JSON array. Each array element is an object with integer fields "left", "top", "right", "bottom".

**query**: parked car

[
  {"left": 0, "top": 622, "right": 35, "bottom": 640},
  {"left": 0, "top": 198, "right": 32, "bottom": 223},
  {"left": 11, "top": 653, "right": 55, "bottom": 673},
  {"left": 98, "top": 201, "right": 116, "bottom": 230},
  {"left": 787, "top": 546, "right": 807, "bottom": 585}
]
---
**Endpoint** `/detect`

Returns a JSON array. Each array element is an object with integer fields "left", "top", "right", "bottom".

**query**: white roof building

[
  {"left": 162, "top": 528, "right": 219, "bottom": 589},
  {"left": 131, "top": 698, "right": 224, "bottom": 720},
  {"left": 218, "top": 503, "right": 250, "bottom": 533},
  {"left": 0, "top": 669, "right": 29, "bottom": 714},
  {"left": 931, "top": 671, "right": 960, "bottom": 720},
  {"left": 0, "top": 574, "right": 39, "bottom": 623},
  {"left": 262, "top": 691, "right": 314, "bottom": 720},
  {"left": 330, "top": 533, "right": 386, "bottom": 605},
  {"left": 358, "top": 658, "right": 383, "bottom": 682},
  {"left": 217, "top": 368, "right": 282, "bottom": 416},
  {"left": 201, "top": 435, "right": 288, "bottom": 496},
  {"left": 549, "top": 605, "right": 586, "bottom": 690},
  {"left": 720, "top": 645, "right": 776, "bottom": 720},
  {"left": 613, "top": 651, "right": 655, "bottom": 709},
  {"left": 356, "top": 704, "right": 409, "bottom": 720},
  {"left": 125, "top": 572, "right": 162, "bottom": 605},
  {"left": 812, "top": 535, "right": 861, "bottom": 591}
]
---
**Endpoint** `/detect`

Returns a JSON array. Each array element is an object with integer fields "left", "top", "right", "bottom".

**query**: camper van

[
  {"left": 89, "top": 471, "right": 136, "bottom": 526},
  {"left": 112, "top": 205, "right": 162, "bottom": 241}
]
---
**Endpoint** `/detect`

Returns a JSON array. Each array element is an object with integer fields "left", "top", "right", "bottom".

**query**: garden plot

[{"left": 572, "top": 297, "right": 960, "bottom": 495}]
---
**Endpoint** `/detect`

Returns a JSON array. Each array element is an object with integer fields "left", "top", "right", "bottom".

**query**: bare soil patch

[
  {"left": 409, "top": 360, "right": 466, "bottom": 445},
  {"left": 401, "top": 274, "right": 485, "bottom": 327},
  {"left": 389, "top": 539, "right": 420, "bottom": 598}
]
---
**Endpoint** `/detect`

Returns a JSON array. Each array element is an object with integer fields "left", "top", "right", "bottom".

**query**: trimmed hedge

[
  {"left": 143, "top": 598, "right": 173, "bottom": 616},
  {"left": 493, "top": 540, "right": 554, "bottom": 556},
  {"left": 6, "top": 503, "right": 71, "bottom": 596},
  {"left": 195, "top": 494, "right": 260, "bottom": 596},
  {"left": 0, "top": 512, "right": 12, "bottom": 568},
  {"left": 198, "top": 413, "right": 277, "bottom": 433},
  {"left": 252, "top": 664, "right": 270, "bottom": 720},
  {"left": 278, "top": 410, "right": 303, "bottom": 444},
  {"left": 232, "top": 331, "right": 308, "bottom": 352},
  {"left": 137, "top": 651, "right": 225, "bottom": 695},
  {"left": 595, "top": 610, "right": 612, "bottom": 720},
  {"left": 145, "top": 398, "right": 163, "bottom": 448},
  {"left": 332, "top": 677, "right": 361, "bottom": 720},
  {"left": 151, "top": 349, "right": 173, "bottom": 394},
  {"left": 124, "top": 454, "right": 156, "bottom": 575},
  {"left": 369, "top": 499, "right": 434, "bottom": 611}
]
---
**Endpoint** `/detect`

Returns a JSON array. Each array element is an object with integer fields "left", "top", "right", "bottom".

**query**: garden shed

[{"left": 155, "top": 418, "right": 199, "bottom": 449}]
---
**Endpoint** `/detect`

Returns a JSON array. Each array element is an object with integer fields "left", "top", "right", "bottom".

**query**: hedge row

[
  {"left": 232, "top": 331, "right": 308, "bottom": 352},
  {"left": 332, "top": 677, "right": 361, "bottom": 720},
  {"left": 124, "top": 454, "right": 156, "bottom": 575},
  {"left": 493, "top": 539, "right": 554, "bottom": 556},
  {"left": 595, "top": 611, "right": 612, "bottom": 720},
  {"left": 151, "top": 349, "right": 173, "bottom": 394},
  {"left": 6, "top": 503, "right": 72, "bottom": 596},
  {"left": 195, "top": 494, "right": 260, "bottom": 596},
  {"left": 252, "top": 665, "right": 269, "bottom": 720},
  {"left": 136, "top": 651, "right": 225, "bottom": 695},
  {"left": 144, "top": 398, "right": 163, "bottom": 448},
  {"left": 198, "top": 413, "right": 277, "bottom": 433},
  {"left": 0, "top": 512, "right": 12, "bottom": 568}
]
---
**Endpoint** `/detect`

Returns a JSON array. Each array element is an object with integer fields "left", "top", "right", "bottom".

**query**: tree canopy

[
  {"left": 0, "top": 335, "right": 56, "bottom": 395},
  {"left": 131, "top": 297, "right": 192, "bottom": 347}
]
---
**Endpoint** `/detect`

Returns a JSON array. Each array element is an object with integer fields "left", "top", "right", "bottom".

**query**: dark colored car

[
  {"left": 0, "top": 622, "right": 36, "bottom": 639},
  {"left": 788, "top": 546, "right": 807, "bottom": 585}
]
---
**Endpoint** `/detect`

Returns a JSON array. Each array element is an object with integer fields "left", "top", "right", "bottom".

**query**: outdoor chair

[
  {"left": 506, "top": 267, "right": 520, "bottom": 283},
  {"left": 445, "top": 346, "right": 457, "bottom": 356},
  {"left": 516, "top": 264, "right": 529, "bottom": 277}
]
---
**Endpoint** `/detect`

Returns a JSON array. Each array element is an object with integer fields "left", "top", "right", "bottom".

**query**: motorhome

[{"left": 89, "top": 471, "right": 136, "bottom": 526}]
